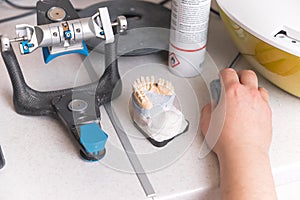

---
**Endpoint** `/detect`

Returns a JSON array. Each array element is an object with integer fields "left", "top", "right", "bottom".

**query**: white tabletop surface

[{"left": 0, "top": 0, "right": 299, "bottom": 200}]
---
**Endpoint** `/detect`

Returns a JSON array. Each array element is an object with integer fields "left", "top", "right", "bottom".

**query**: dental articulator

[{"left": 0, "top": 0, "right": 192, "bottom": 163}]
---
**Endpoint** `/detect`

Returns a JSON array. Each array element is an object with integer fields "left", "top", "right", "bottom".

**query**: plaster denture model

[{"left": 131, "top": 76, "right": 189, "bottom": 147}]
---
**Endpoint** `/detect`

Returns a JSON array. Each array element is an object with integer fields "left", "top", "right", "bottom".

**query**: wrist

[
  {"left": 216, "top": 145, "right": 270, "bottom": 163},
  {"left": 216, "top": 145, "right": 277, "bottom": 200}
]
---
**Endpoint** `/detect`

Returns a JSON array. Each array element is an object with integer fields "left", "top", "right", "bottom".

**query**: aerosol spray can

[{"left": 168, "top": 0, "right": 211, "bottom": 77}]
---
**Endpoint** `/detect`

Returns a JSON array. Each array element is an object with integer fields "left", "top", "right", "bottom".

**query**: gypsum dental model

[{"left": 130, "top": 76, "right": 189, "bottom": 147}]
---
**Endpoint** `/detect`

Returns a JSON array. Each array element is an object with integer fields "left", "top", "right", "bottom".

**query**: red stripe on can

[{"left": 170, "top": 42, "right": 206, "bottom": 53}]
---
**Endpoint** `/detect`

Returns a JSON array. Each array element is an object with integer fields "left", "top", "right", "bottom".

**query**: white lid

[{"left": 216, "top": 0, "right": 300, "bottom": 56}]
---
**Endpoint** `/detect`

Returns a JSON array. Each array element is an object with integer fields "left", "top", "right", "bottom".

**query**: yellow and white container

[{"left": 217, "top": 0, "right": 300, "bottom": 97}]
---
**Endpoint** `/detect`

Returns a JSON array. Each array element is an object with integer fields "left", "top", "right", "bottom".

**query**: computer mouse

[{"left": 210, "top": 79, "right": 221, "bottom": 104}]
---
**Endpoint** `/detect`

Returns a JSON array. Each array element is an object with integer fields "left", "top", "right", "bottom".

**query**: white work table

[{"left": 0, "top": 0, "right": 299, "bottom": 200}]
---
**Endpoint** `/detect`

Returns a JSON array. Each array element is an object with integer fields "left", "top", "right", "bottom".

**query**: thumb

[{"left": 200, "top": 103, "right": 212, "bottom": 137}]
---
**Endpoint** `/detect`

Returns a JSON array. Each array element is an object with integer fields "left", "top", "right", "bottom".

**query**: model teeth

[
  {"left": 157, "top": 78, "right": 174, "bottom": 96},
  {"left": 132, "top": 76, "right": 175, "bottom": 109},
  {"left": 150, "top": 76, "right": 155, "bottom": 84},
  {"left": 131, "top": 76, "right": 189, "bottom": 145},
  {"left": 132, "top": 76, "right": 174, "bottom": 94},
  {"left": 134, "top": 89, "right": 152, "bottom": 109},
  {"left": 145, "top": 76, "right": 150, "bottom": 90}
]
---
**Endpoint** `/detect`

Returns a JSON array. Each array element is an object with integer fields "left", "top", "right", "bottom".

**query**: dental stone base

[{"left": 130, "top": 76, "right": 189, "bottom": 146}]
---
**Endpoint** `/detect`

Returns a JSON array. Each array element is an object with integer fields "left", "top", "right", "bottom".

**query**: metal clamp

[{"left": 8, "top": 5, "right": 126, "bottom": 64}]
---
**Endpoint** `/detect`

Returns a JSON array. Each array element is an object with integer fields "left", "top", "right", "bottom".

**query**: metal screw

[
  {"left": 47, "top": 7, "right": 66, "bottom": 22},
  {"left": 68, "top": 99, "right": 88, "bottom": 112}
]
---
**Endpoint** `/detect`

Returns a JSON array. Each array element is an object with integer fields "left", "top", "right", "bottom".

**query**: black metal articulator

[
  {"left": 0, "top": 0, "right": 163, "bottom": 196},
  {"left": 0, "top": 0, "right": 126, "bottom": 161}
]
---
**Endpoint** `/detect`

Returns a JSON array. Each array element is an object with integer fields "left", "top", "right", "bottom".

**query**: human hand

[{"left": 200, "top": 68, "right": 272, "bottom": 158}]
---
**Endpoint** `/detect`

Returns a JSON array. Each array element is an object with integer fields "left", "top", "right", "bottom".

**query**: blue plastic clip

[
  {"left": 42, "top": 41, "right": 89, "bottom": 64},
  {"left": 21, "top": 40, "right": 33, "bottom": 54},
  {"left": 79, "top": 123, "right": 108, "bottom": 154}
]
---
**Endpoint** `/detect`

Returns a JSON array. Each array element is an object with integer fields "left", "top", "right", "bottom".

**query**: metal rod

[
  {"left": 103, "top": 40, "right": 155, "bottom": 197},
  {"left": 104, "top": 103, "right": 156, "bottom": 198},
  {"left": 0, "top": 145, "right": 5, "bottom": 170}
]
